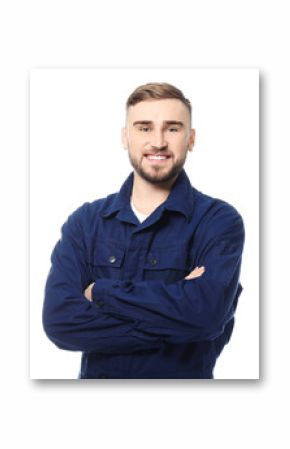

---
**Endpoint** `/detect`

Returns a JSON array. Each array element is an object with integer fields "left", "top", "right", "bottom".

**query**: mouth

[{"left": 144, "top": 153, "right": 171, "bottom": 163}]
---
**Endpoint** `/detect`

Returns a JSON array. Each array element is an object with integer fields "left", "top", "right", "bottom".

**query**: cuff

[{"left": 92, "top": 279, "right": 115, "bottom": 307}]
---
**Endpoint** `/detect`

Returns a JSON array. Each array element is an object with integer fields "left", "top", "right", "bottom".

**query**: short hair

[{"left": 126, "top": 82, "right": 192, "bottom": 121}]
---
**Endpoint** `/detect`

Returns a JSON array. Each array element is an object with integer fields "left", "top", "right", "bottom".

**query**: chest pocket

[
  {"left": 143, "top": 244, "right": 190, "bottom": 283},
  {"left": 90, "top": 240, "right": 125, "bottom": 280}
]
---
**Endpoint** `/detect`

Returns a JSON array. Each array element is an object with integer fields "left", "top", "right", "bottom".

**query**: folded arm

[
  {"left": 84, "top": 266, "right": 205, "bottom": 300},
  {"left": 89, "top": 206, "right": 245, "bottom": 343},
  {"left": 42, "top": 206, "right": 163, "bottom": 354},
  {"left": 43, "top": 203, "right": 244, "bottom": 353}
]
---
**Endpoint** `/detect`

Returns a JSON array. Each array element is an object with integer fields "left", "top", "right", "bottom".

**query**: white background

[
  {"left": 30, "top": 68, "right": 259, "bottom": 380},
  {"left": 1, "top": 1, "right": 288, "bottom": 448}
]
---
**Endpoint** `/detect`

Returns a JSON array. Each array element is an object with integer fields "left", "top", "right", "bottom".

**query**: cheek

[
  {"left": 171, "top": 137, "right": 188, "bottom": 153},
  {"left": 170, "top": 133, "right": 187, "bottom": 144},
  {"left": 128, "top": 135, "right": 144, "bottom": 148}
]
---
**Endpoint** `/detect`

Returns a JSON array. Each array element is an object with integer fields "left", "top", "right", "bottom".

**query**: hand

[
  {"left": 184, "top": 266, "right": 205, "bottom": 280},
  {"left": 83, "top": 282, "right": 95, "bottom": 301}
]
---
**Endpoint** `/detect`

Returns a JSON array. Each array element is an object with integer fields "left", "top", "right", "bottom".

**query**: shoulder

[
  {"left": 62, "top": 193, "right": 117, "bottom": 231},
  {"left": 192, "top": 187, "right": 245, "bottom": 240},
  {"left": 78, "top": 193, "right": 117, "bottom": 216}
]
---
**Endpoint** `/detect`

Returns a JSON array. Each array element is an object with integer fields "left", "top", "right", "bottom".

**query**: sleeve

[
  {"left": 92, "top": 204, "right": 245, "bottom": 343},
  {"left": 42, "top": 205, "right": 163, "bottom": 354}
]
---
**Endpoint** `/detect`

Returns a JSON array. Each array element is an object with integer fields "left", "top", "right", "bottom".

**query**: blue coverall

[{"left": 43, "top": 169, "right": 245, "bottom": 378}]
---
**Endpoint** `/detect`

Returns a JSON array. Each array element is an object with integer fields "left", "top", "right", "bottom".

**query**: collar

[{"left": 101, "top": 169, "right": 195, "bottom": 221}]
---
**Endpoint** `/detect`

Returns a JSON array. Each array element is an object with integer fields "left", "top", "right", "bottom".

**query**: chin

[{"left": 138, "top": 167, "right": 182, "bottom": 184}]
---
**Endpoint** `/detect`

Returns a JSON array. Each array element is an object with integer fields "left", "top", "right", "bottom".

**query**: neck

[{"left": 131, "top": 171, "right": 178, "bottom": 215}]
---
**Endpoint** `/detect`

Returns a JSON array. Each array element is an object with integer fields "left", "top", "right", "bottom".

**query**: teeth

[{"left": 147, "top": 155, "right": 167, "bottom": 160}]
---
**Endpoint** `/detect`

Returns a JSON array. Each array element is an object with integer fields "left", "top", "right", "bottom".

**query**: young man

[{"left": 42, "top": 82, "right": 245, "bottom": 379}]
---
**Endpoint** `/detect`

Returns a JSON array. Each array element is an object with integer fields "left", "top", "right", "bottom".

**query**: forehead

[{"left": 127, "top": 98, "right": 190, "bottom": 123}]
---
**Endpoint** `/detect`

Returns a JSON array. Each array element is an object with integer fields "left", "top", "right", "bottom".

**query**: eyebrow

[{"left": 132, "top": 120, "right": 184, "bottom": 127}]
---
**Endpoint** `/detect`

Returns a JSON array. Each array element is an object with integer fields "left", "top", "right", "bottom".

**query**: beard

[{"left": 128, "top": 151, "right": 187, "bottom": 185}]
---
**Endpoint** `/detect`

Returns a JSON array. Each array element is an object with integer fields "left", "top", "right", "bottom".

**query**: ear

[
  {"left": 121, "top": 127, "right": 128, "bottom": 150},
  {"left": 188, "top": 128, "right": 196, "bottom": 152}
]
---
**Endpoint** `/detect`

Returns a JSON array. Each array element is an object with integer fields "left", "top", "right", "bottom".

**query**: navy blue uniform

[{"left": 43, "top": 169, "right": 245, "bottom": 378}]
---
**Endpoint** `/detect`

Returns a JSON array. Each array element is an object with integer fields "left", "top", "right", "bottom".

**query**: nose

[{"left": 149, "top": 130, "right": 167, "bottom": 150}]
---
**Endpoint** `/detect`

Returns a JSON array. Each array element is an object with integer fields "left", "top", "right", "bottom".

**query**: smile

[
  {"left": 145, "top": 154, "right": 171, "bottom": 162},
  {"left": 147, "top": 155, "right": 167, "bottom": 160}
]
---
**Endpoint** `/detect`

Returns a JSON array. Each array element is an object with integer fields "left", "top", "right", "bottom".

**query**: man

[{"left": 42, "top": 82, "right": 245, "bottom": 379}]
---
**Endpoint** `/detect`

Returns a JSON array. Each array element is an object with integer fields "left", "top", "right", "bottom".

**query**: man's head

[{"left": 122, "top": 82, "right": 195, "bottom": 185}]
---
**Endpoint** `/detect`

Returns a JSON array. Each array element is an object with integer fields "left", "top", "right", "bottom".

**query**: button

[
  {"left": 149, "top": 258, "right": 158, "bottom": 265},
  {"left": 95, "top": 299, "right": 104, "bottom": 308},
  {"left": 108, "top": 255, "right": 116, "bottom": 263}
]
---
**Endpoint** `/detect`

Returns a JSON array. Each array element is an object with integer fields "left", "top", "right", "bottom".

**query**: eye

[
  {"left": 138, "top": 126, "right": 151, "bottom": 132},
  {"left": 168, "top": 127, "right": 179, "bottom": 132}
]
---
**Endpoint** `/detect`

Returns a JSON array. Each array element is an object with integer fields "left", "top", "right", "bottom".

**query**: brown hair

[{"left": 126, "top": 82, "right": 192, "bottom": 120}]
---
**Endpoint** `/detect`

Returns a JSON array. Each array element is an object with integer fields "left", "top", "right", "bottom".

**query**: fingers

[
  {"left": 184, "top": 266, "right": 205, "bottom": 280},
  {"left": 184, "top": 266, "right": 205, "bottom": 279},
  {"left": 83, "top": 282, "right": 95, "bottom": 301}
]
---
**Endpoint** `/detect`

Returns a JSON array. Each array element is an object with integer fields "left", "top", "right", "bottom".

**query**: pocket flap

[
  {"left": 144, "top": 245, "right": 189, "bottom": 271},
  {"left": 93, "top": 242, "right": 125, "bottom": 268}
]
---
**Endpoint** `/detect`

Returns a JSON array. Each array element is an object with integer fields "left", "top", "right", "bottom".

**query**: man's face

[{"left": 122, "top": 99, "right": 195, "bottom": 185}]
